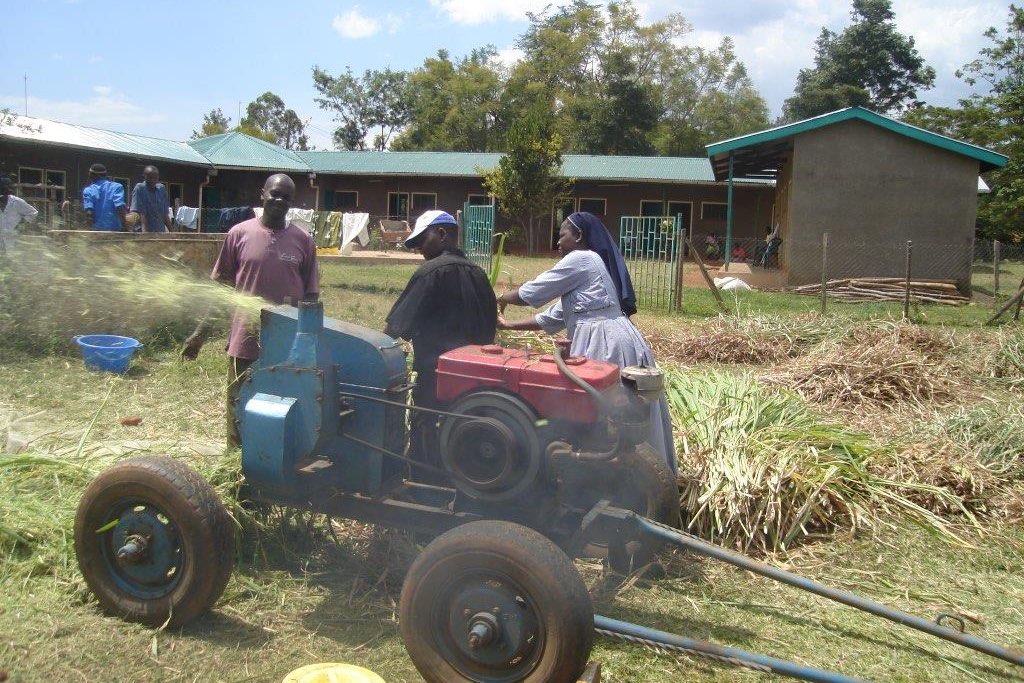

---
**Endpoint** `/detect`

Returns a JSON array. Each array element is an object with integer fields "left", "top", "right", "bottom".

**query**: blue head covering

[{"left": 566, "top": 212, "right": 637, "bottom": 316}]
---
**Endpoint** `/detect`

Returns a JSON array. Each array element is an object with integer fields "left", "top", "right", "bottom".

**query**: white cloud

[
  {"left": 430, "top": 0, "right": 555, "bottom": 25},
  {"left": 384, "top": 12, "right": 405, "bottom": 34},
  {"left": 0, "top": 93, "right": 166, "bottom": 129},
  {"left": 332, "top": 7, "right": 381, "bottom": 39},
  {"left": 87, "top": 55, "right": 103, "bottom": 64},
  {"left": 92, "top": 85, "right": 112, "bottom": 96},
  {"left": 492, "top": 46, "right": 524, "bottom": 69}
]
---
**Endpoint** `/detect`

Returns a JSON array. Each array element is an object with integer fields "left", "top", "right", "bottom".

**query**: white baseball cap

[{"left": 405, "top": 210, "right": 457, "bottom": 247}]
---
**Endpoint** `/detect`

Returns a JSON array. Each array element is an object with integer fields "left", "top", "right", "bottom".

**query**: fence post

[
  {"left": 672, "top": 216, "right": 685, "bottom": 312},
  {"left": 820, "top": 232, "right": 829, "bottom": 316},
  {"left": 994, "top": 239, "right": 1001, "bottom": 298},
  {"left": 903, "top": 240, "right": 913, "bottom": 321}
]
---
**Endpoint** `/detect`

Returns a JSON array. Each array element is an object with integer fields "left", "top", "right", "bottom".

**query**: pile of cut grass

[
  {"left": 0, "top": 239, "right": 263, "bottom": 354},
  {"left": 646, "top": 314, "right": 842, "bottom": 365},
  {"left": 665, "top": 367, "right": 968, "bottom": 554},
  {"left": 987, "top": 326, "right": 1024, "bottom": 386},
  {"left": 776, "top": 321, "right": 959, "bottom": 408}
]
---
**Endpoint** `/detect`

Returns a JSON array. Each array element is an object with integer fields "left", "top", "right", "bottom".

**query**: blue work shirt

[
  {"left": 130, "top": 182, "right": 170, "bottom": 232},
  {"left": 82, "top": 178, "right": 125, "bottom": 231}
]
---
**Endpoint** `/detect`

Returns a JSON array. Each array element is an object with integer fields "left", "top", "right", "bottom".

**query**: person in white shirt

[{"left": 0, "top": 176, "right": 38, "bottom": 254}]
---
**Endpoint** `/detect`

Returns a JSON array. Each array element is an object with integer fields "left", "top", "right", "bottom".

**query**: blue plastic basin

[{"left": 73, "top": 335, "right": 143, "bottom": 373}]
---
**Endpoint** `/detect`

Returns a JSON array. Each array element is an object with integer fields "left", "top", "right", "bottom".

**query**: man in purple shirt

[{"left": 182, "top": 173, "right": 320, "bottom": 448}]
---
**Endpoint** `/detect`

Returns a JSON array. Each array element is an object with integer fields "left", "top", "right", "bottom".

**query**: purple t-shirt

[{"left": 212, "top": 218, "right": 320, "bottom": 360}]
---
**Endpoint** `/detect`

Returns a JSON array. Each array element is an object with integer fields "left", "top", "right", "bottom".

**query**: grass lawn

[{"left": 2, "top": 258, "right": 1023, "bottom": 682}]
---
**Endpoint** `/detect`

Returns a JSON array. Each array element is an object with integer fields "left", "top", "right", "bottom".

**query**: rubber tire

[
  {"left": 74, "top": 455, "right": 235, "bottom": 627},
  {"left": 399, "top": 520, "right": 594, "bottom": 683},
  {"left": 586, "top": 443, "right": 679, "bottom": 573}
]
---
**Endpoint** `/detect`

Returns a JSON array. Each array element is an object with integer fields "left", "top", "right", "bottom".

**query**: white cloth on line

[
  {"left": 174, "top": 206, "right": 199, "bottom": 230},
  {"left": 286, "top": 208, "right": 315, "bottom": 234},
  {"left": 340, "top": 212, "right": 370, "bottom": 254}
]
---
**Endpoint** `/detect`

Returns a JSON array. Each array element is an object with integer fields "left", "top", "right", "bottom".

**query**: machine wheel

[
  {"left": 585, "top": 443, "right": 679, "bottom": 574},
  {"left": 399, "top": 520, "right": 594, "bottom": 683},
  {"left": 440, "top": 391, "right": 543, "bottom": 503},
  {"left": 74, "top": 455, "right": 234, "bottom": 627}
]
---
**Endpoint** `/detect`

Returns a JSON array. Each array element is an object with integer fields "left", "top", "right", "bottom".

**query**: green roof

[
  {"left": 2, "top": 114, "right": 761, "bottom": 184},
  {"left": 0, "top": 115, "right": 210, "bottom": 166},
  {"left": 188, "top": 132, "right": 309, "bottom": 171},
  {"left": 298, "top": 150, "right": 730, "bottom": 184},
  {"left": 706, "top": 107, "right": 1008, "bottom": 179}
]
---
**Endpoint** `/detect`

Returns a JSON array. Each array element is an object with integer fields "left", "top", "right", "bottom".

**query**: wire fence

[{"left": 622, "top": 227, "right": 1024, "bottom": 322}]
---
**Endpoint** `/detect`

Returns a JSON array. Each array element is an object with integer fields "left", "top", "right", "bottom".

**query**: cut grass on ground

[{"left": 2, "top": 259, "right": 1024, "bottom": 682}]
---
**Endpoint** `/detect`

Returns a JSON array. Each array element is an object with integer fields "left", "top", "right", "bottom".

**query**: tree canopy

[
  {"left": 904, "top": 5, "right": 1024, "bottom": 240},
  {"left": 240, "top": 92, "right": 309, "bottom": 150},
  {"left": 313, "top": 67, "right": 411, "bottom": 151},
  {"left": 311, "top": 0, "right": 768, "bottom": 156},
  {"left": 784, "top": 0, "right": 935, "bottom": 120}
]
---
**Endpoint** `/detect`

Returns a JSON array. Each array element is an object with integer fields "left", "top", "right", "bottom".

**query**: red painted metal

[{"left": 435, "top": 345, "right": 619, "bottom": 423}]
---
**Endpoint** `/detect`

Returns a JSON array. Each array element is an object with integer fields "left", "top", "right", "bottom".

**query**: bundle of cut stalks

[
  {"left": 789, "top": 277, "right": 968, "bottom": 305},
  {"left": 775, "top": 323, "right": 957, "bottom": 408},
  {"left": 665, "top": 367, "right": 966, "bottom": 554}
]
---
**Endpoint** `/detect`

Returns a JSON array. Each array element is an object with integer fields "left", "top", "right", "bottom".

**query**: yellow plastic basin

[{"left": 282, "top": 663, "right": 385, "bottom": 683}]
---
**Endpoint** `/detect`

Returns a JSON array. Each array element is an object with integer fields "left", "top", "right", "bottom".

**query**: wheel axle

[
  {"left": 115, "top": 534, "right": 149, "bottom": 565},
  {"left": 466, "top": 612, "right": 500, "bottom": 650}
]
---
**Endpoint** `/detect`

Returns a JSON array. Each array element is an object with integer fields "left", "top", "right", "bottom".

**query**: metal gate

[
  {"left": 619, "top": 215, "right": 683, "bottom": 311},
  {"left": 462, "top": 203, "right": 495, "bottom": 273}
]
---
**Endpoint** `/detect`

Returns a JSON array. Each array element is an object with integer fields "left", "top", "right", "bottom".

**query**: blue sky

[{"left": 0, "top": 0, "right": 1007, "bottom": 150}]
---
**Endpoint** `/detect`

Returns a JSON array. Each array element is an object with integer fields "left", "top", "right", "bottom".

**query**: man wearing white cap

[{"left": 385, "top": 210, "right": 497, "bottom": 482}]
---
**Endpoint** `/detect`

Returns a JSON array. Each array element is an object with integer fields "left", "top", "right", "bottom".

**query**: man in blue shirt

[
  {"left": 82, "top": 163, "right": 126, "bottom": 231},
  {"left": 129, "top": 165, "right": 172, "bottom": 233}
]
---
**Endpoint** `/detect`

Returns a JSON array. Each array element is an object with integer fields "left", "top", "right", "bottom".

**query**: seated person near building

[
  {"left": 731, "top": 242, "right": 747, "bottom": 262},
  {"left": 704, "top": 232, "right": 722, "bottom": 260}
]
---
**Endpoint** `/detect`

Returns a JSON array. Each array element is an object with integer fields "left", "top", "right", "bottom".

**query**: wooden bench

[{"left": 379, "top": 219, "right": 412, "bottom": 251}]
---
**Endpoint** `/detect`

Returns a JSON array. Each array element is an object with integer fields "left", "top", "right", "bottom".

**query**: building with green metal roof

[
  {"left": 2, "top": 113, "right": 775, "bottom": 241},
  {"left": 704, "top": 107, "right": 1008, "bottom": 291}
]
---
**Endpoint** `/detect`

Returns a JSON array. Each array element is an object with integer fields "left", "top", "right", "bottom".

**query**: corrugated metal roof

[
  {"left": 297, "top": 150, "right": 732, "bottom": 184},
  {"left": 297, "top": 150, "right": 502, "bottom": 176},
  {"left": 0, "top": 115, "right": 211, "bottom": 166},
  {"left": 188, "top": 132, "right": 309, "bottom": 171},
  {"left": 706, "top": 107, "right": 1008, "bottom": 177}
]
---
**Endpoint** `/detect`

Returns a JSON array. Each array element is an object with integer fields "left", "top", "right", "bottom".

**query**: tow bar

[{"left": 584, "top": 503, "right": 1024, "bottom": 680}]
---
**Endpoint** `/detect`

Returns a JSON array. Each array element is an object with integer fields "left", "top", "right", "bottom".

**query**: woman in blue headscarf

[{"left": 497, "top": 212, "right": 675, "bottom": 472}]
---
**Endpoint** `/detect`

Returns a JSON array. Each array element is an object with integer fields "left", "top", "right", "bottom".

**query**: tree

[
  {"left": 191, "top": 108, "right": 231, "bottom": 139},
  {"left": 905, "top": 5, "right": 1024, "bottom": 240},
  {"left": 654, "top": 37, "right": 769, "bottom": 155},
  {"left": 783, "top": 0, "right": 935, "bottom": 120},
  {"left": 239, "top": 92, "right": 309, "bottom": 150},
  {"left": 392, "top": 48, "right": 504, "bottom": 152},
  {"left": 483, "top": 103, "right": 570, "bottom": 255},
  {"left": 313, "top": 66, "right": 411, "bottom": 151},
  {"left": 509, "top": 0, "right": 767, "bottom": 155}
]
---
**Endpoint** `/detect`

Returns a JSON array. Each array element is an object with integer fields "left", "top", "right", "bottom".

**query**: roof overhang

[{"left": 706, "top": 107, "right": 1009, "bottom": 181}]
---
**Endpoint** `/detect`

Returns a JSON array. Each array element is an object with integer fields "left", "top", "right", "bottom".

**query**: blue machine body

[{"left": 237, "top": 302, "right": 408, "bottom": 496}]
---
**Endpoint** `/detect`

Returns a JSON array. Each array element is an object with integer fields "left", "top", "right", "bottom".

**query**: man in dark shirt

[{"left": 385, "top": 210, "right": 497, "bottom": 481}]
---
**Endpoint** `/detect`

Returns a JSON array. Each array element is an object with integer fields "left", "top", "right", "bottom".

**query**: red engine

[
  {"left": 432, "top": 344, "right": 657, "bottom": 506},
  {"left": 436, "top": 344, "right": 620, "bottom": 424}
]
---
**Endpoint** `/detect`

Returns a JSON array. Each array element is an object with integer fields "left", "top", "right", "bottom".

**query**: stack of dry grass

[
  {"left": 774, "top": 322, "right": 959, "bottom": 408},
  {"left": 790, "top": 277, "right": 969, "bottom": 305},
  {"left": 646, "top": 314, "right": 841, "bottom": 365}
]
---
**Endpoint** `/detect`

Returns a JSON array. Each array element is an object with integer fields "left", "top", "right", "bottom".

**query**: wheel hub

[
  {"left": 101, "top": 502, "right": 183, "bottom": 599},
  {"left": 440, "top": 579, "right": 541, "bottom": 677}
]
